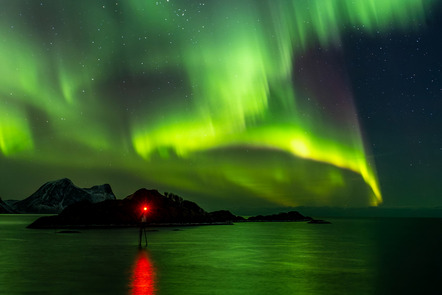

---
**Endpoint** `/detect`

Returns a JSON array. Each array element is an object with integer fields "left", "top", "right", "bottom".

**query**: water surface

[{"left": 1, "top": 215, "right": 441, "bottom": 294}]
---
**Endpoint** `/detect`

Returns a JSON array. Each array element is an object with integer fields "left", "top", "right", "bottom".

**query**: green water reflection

[
  {"left": 2, "top": 216, "right": 441, "bottom": 294},
  {"left": 147, "top": 221, "right": 376, "bottom": 294}
]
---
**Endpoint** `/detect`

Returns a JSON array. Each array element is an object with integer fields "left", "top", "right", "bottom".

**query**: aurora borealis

[{"left": 0, "top": 1, "right": 440, "bottom": 212}]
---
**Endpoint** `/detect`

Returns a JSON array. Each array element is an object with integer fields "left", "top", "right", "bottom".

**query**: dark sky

[
  {"left": 343, "top": 4, "right": 442, "bottom": 208},
  {"left": 0, "top": 0, "right": 440, "bottom": 212}
]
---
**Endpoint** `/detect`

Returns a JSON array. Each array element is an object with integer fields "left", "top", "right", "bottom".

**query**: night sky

[{"left": 0, "top": 0, "right": 440, "bottom": 213}]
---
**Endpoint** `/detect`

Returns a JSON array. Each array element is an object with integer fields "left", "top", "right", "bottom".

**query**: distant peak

[
  {"left": 51, "top": 178, "right": 73, "bottom": 184},
  {"left": 124, "top": 188, "right": 162, "bottom": 201},
  {"left": 14, "top": 178, "right": 116, "bottom": 214},
  {"left": 136, "top": 188, "right": 158, "bottom": 194}
]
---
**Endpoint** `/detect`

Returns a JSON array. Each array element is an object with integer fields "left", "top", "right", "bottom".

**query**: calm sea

[{"left": 1, "top": 215, "right": 441, "bottom": 295}]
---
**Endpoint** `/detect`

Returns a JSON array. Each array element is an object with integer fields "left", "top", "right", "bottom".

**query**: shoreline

[
  {"left": 27, "top": 221, "right": 234, "bottom": 229},
  {"left": 26, "top": 219, "right": 322, "bottom": 229}
]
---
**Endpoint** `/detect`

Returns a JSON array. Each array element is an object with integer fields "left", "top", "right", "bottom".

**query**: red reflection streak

[{"left": 130, "top": 250, "right": 156, "bottom": 295}]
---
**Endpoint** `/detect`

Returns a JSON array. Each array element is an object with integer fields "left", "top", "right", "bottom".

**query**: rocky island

[
  {"left": 247, "top": 211, "right": 312, "bottom": 222},
  {"left": 1, "top": 178, "right": 316, "bottom": 228},
  {"left": 27, "top": 185, "right": 246, "bottom": 229}
]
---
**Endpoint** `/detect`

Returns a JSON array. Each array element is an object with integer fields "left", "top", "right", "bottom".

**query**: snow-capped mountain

[
  {"left": 0, "top": 197, "right": 15, "bottom": 213},
  {"left": 13, "top": 178, "right": 116, "bottom": 214}
]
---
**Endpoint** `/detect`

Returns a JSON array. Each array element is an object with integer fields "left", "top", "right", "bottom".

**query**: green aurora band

[{"left": 0, "top": 0, "right": 435, "bottom": 208}]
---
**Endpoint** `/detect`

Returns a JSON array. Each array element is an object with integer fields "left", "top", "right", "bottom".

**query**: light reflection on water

[
  {"left": 129, "top": 249, "right": 156, "bottom": 295},
  {"left": 1, "top": 215, "right": 442, "bottom": 294}
]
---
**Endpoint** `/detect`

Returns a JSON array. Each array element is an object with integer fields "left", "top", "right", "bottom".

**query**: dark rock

[
  {"left": 247, "top": 211, "right": 311, "bottom": 222},
  {"left": 208, "top": 210, "right": 245, "bottom": 222},
  {"left": 125, "top": 188, "right": 209, "bottom": 223}
]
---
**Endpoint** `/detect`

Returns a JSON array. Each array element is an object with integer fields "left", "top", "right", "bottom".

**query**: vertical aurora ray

[
  {"left": 0, "top": 104, "right": 33, "bottom": 156},
  {"left": 0, "top": 0, "right": 436, "bottom": 207},
  {"left": 0, "top": 3, "right": 122, "bottom": 157}
]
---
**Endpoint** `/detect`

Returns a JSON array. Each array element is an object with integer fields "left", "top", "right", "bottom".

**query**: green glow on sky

[
  {"left": 0, "top": 104, "right": 33, "bottom": 156},
  {"left": 0, "top": 0, "right": 435, "bottom": 208}
]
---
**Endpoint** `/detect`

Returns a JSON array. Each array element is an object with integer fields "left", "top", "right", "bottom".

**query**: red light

[
  {"left": 130, "top": 251, "right": 156, "bottom": 294},
  {"left": 143, "top": 207, "right": 148, "bottom": 211}
]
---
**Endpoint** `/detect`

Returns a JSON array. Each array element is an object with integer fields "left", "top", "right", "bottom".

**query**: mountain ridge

[
  {"left": 28, "top": 188, "right": 247, "bottom": 228},
  {"left": 0, "top": 197, "right": 15, "bottom": 213},
  {"left": 12, "top": 178, "right": 116, "bottom": 214}
]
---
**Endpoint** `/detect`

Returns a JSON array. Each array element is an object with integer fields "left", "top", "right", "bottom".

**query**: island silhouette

[{"left": 9, "top": 178, "right": 315, "bottom": 229}]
